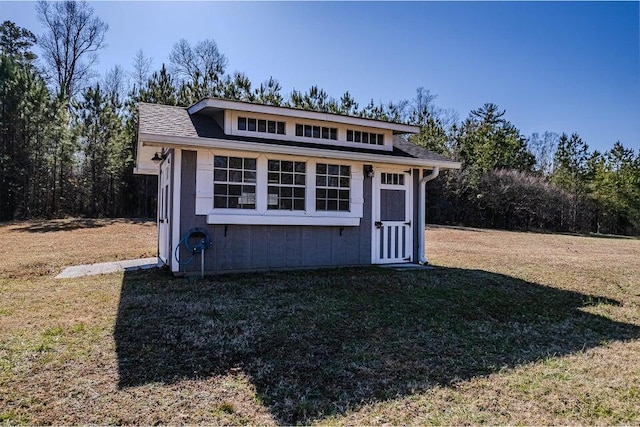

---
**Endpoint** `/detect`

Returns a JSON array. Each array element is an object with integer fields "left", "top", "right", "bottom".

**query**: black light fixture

[
  {"left": 364, "top": 164, "right": 374, "bottom": 178},
  {"left": 151, "top": 152, "right": 163, "bottom": 163}
]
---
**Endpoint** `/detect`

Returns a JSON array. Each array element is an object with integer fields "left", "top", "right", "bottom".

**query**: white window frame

[
  {"left": 195, "top": 148, "right": 364, "bottom": 226},
  {"left": 267, "top": 159, "right": 307, "bottom": 211},
  {"left": 226, "top": 110, "right": 393, "bottom": 152}
]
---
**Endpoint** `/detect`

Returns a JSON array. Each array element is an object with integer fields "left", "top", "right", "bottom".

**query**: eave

[
  {"left": 139, "top": 132, "right": 462, "bottom": 170},
  {"left": 187, "top": 98, "right": 421, "bottom": 135}
]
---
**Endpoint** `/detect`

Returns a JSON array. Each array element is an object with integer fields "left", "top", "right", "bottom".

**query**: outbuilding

[{"left": 135, "top": 98, "right": 461, "bottom": 274}]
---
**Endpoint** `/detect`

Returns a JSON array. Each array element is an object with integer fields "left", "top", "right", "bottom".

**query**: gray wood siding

[
  {"left": 177, "top": 151, "right": 373, "bottom": 273},
  {"left": 380, "top": 189, "right": 406, "bottom": 221}
]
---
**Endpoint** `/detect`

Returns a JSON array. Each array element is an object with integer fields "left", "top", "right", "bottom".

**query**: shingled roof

[{"left": 138, "top": 103, "right": 459, "bottom": 165}]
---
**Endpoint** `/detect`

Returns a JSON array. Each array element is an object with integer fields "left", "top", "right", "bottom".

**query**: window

[
  {"left": 238, "top": 116, "right": 285, "bottom": 135},
  {"left": 214, "top": 156, "right": 257, "bottom": 209},
  {"left": 381, "top": 172, "right": 404, "bottom": 185},
  {"left": 347, "top": 129, "right": 385, "bottom": 145},
  {"left": 268, "top": 160, "right": 306, "bottom": 210},
  {"left": 316, "top": 163, "right": 350, "bottom": 211},
  {"left": 295, "top": 123, "right": 338, "bottom": 140}
]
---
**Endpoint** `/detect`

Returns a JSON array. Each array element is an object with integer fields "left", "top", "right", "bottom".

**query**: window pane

[
  {"left": 339, "top": 201, "right": 350, "bottom": 211},
  {"left": 244, "top": 171, "right": 256, "bottom": 183},
  {"left": 378, "top": 134, "right": 384, "bottom": 145},
  {"left": 322, "top": 127, "right": 329, "bottom": 139},
  {"left": 294, "top": 187, "right": 305, "bottom": 198},
  {"left": 214, "top": 184, "right": 227, "bottom": 195},
  {"left": 370, "top": 134, "right": 377, "bottom": 145},
  {"left": 268, "top": 160, "right": 280, "bottom": 171},
  {"left": 248, "top": 118, "right": 256, "bottom": 131},
  {"left": 281, "top": 161, "right": 293, "bottom": 172},
  {"left": 316, "top": 163, "right": 327, "bottom": 174},
  {"left": 294, "top": 199, "right": 305, "bottom": 210},
  {"left": 294, "top": 174, "right": 305, "bottom": 185},
  {"left": 258, "top": 119, "right": 267, "bottom": 132},
  {"left": 294, "top": 162, "right": 306, "bottom": 173},
  {"left": 362, "top": 132, "right": 369, "bottom": 144},
  {"left": 316, "top": 175, "right": 326, "bottom": 186},
  {"left": 229, "top": 157, "right": 242, "bottom": 169},
  {"left": 313, "top": 126, "right": 320, "bottom": 138},
  {"left": 214, "top": 196, "right": 226, "bottom": 208},
  {"left": 317, "top": 200, "right": 326, "bottom": 210},
  {"left": 327, "top": 200, "right": 337, "bottom": 210},
  {"left": 328, "top": 177, "right": 338, "bottom": 187},
  {"left": 296, "top": 124, "right": 303, "bottom": 136},
  {"left": 354, "top": 131, "right": 361, "bottom": 143},
  {"left": 347, "top": 130, "right": 353, "bottom": 142},
  {"left": 268, "top": 172, "right": 279, "bottom": 184},
  {"left": 277, "top": 122, "right": 286, "bottom": 134},
  {"left": 328, "top": 164, "right": 339, "bottom": 175},
  {"left": 340, "top": 165, "right": 350, "bottom": 176},
  {"left": 330, "top": 128, "right": 337, "bottom": 140},
  {"left": 282, "top": 173, "right": 293, "bottom": 184},
  {"left": 304, "top": 125, "right": 312, "bottom": 137},
  {"left": 214, "top": 156, "right": 227, "bottom": 168},
  {"left": 214, "top": 169, "right": 227, "bottom": 182},
  {"left": 267, "top": 120, "right": 276, "bottom": 133},
  {"left": 244, "top": 158, "right": 256, "bottom": 170},
  {"left": 237, "top": 117, "right": 246, "bottom": 131},
  {"left": 339, "top": 177, "right": 350, "bottom": 187}
]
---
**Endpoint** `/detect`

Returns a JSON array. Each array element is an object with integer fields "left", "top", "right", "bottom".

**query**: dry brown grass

[
  {"left": 1, "top": 220, "right": 639, "bottom": 425},
  {"left": 0, "top": 218, "right": 156, "bottom": 278}
]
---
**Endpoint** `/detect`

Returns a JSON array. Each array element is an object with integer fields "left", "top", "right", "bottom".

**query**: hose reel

[{"left": 175, "top": 227, "right": 212, "bottom": 277}]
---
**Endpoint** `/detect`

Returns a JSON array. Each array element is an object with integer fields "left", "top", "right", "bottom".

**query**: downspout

[{"left": 418, "top": 167, "right": 440, "bottom": 264}]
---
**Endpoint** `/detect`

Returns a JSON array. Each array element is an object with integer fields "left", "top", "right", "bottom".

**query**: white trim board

[
  {"left": 139, "top": 132, "right": 462, "bottom": 170},
  {"left": 188, "top": 98, "right": 420, "bottom": 134}
]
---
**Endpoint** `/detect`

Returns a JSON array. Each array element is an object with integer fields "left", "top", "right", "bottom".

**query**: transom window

[
  {"left": 381, "top": 172, "right": 405, "bottom": 185},
  {"left": 268, "top": 160, "right": 306, "bottom": 210},
  {"left": 213, "top": 156, "right": 257, "bottom": 209},
  {"left": 347, "top": 130, "right": 384, "bottom": 145},
  {"left": 238, "top": 117, "right": 285, "bottom": 135},
  {"left": 316, "top": 163, "right": 350, "bottom": 211},
  {"left": 295, "top": 124, "right": 338, "bottom": 141}
]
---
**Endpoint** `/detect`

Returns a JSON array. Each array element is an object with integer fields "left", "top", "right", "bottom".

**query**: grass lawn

[{"left": 1, "top": 220, "right": 639, "bottom": 425}]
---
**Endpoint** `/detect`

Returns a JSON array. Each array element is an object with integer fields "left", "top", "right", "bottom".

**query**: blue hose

[{"left": 174, "top": 228, "right": 211, "bottom": 265}]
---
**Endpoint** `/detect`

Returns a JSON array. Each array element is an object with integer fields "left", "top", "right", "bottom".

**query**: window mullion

[
  {"left": 256, "top": 156, "right": 268, "bottom": 214},
  {"left": 308, "top": 159, "right": 316, "bottom": 213}
]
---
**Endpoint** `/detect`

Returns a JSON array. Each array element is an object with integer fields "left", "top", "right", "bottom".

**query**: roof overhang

[
  {"left": 139, "top": 132, "right": 462, "bottom": 170},
  {"left": 188, "top": 98, "right": 421, "bottom": 135}
]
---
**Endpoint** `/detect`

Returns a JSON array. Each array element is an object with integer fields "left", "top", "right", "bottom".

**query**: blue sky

[{"left": 3, "top": 1, "right": 639, "bottom": 153}]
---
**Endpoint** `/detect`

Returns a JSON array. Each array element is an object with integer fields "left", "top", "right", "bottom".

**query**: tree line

[{"left": 1, "top": 1, "right": 639, "bottom": 235}]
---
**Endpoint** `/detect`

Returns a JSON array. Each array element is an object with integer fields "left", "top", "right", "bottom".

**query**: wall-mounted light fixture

[
  {"left": 364, "top": 164, "right": 374, "bottom": 178},
  {"left": 151, "top": 152, "right": 163, "bottom": 163}
]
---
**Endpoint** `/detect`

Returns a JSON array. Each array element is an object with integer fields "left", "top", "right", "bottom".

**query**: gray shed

[{"left": 135, "top": 98, "right": 460, "bottom": 275}]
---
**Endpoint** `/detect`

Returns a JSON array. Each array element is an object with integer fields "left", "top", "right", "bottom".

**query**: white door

[
  {"left": 372, "top": 170, "right": 412, "bottom": 264},
  {"left": 158, "top": 154, "right": 171, "bottom": 264}
]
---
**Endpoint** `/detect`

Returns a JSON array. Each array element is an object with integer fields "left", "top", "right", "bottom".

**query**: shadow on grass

[
  {"left": 11, "top": 218, "right": 153, "bottom": 233},
  {"left": 114, "top": 267, "right": 639, "bottom": 424}
]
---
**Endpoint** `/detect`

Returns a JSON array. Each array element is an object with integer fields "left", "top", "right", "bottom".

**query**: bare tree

[
  {"left": 36, "top": 0, "right": 108, "bottom": 103},
  {"left": 528, "top": 131, "right": 559, "bottom": 176},
  {"left": 169, "top": 38, "right": 227, "bottom": 84},
  {"left": 130, "top": 49, "right": 153, "bottom": 91},
  {"left": 103, "top": 65, "right": 128, "bottom": 105}
]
